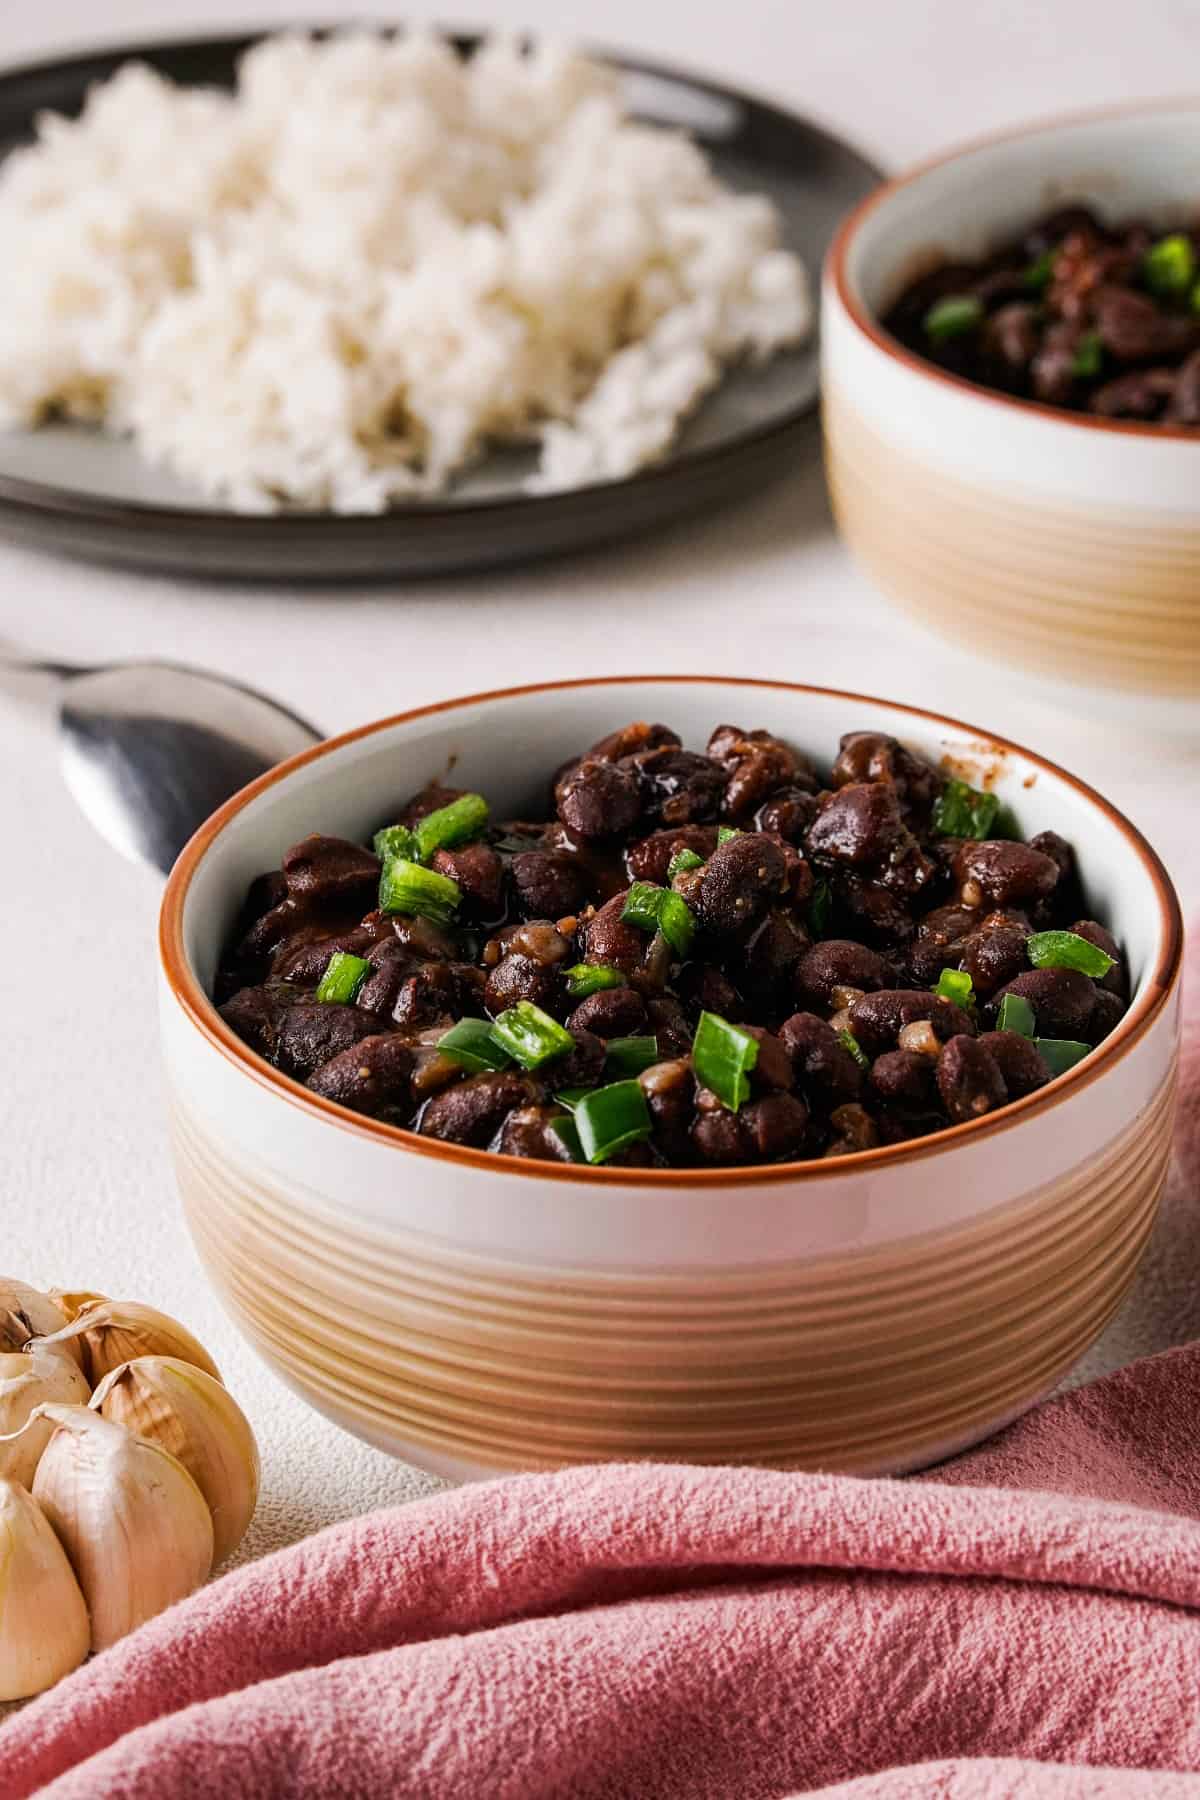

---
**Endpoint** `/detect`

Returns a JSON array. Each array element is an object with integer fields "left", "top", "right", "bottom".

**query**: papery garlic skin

[
  {"left": 48, "top": 1289, "right": 110, "bottom": 1324},
  {"left": 92, "top": 1358, "right": 259, "bottom": 1565},
  {"left": 32, "top": 1405, "right": 213, "bottom": 1652},
  {"left": 0, "top": 1479, "right": 90, "bottom": 1699},
  {"left": 35, "top": 1301, "right": 222, "bottom": 1388},
  {"left": 0, "top": 1348, "right": 91, "bottom": 1489},
  {"left": 0, "top": 1279, "right": 70, "bottom": 1355}
]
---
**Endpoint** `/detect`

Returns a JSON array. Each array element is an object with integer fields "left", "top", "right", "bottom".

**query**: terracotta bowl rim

[
  {"left": 827, "top": 94, "right": 1200, "bottom": 446},
  {"left": 158, "top": 674, "right": 1184, "bottom": 1190}
]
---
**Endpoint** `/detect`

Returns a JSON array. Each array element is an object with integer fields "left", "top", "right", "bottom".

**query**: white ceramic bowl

[
  {"left": 158, "top": 678, "right": 1182, "bottom": 1481},
  {"left": 822, "top": 101, "right": 1200, "bottom": 731}
]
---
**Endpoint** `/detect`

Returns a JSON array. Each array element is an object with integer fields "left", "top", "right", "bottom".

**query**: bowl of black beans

[
  {"left": 823, "top": 101, "right": 1200, "bottom": 730},
  {"left": 159, "top": 677, "right": 1182, "bottom": 1480}
]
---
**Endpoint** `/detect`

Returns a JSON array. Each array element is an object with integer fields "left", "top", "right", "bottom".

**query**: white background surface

[{"left": 1, "top": 0, "right": 1197, "bottom": 1569}]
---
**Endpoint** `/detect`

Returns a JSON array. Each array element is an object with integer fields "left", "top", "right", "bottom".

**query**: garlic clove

[
  {"left": 32, "top": 1405, "right": 213, "bottom": 1652},
  {"left": 0, "top": 1479, "right": 90, "bottom": 1700},
  {"left": 48, "top": 1289, "right": 110, "bottom": 1324},
  {"left": 91, "top": 1358, "right": 259, "bottom": 1565},
  {"left": 0, "top": 1280, "right": 71, "bottom": 1356},
  {"left": 34, "top": 1301, "right": 222, "bottom": 1388},
  {"left": 0, "top": 1348, "right": 91, "bottom": 1489}
]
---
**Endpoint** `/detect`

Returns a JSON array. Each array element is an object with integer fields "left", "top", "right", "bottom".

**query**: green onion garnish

[
  {"left": 924, "top": 294, "right": 984, "bottom": 343},
  {"left": 605, "top": 1036, "right": 660, "bottom": 1077},
  {"left": 934, "top": 968, "right": 974, "bottom": 1008},
  {"left": 716, "top": 826, "right": 742, "bottom": 845},
  {"left": 807, "top": 878, "right": 832, "bottom": 937},
  {"left": 373, "top": 824, "right": 420, "bottom": 863},
  {"left": 1022, "top": 249, "right": 1056, "bottom": 293},
  {"left": 996, "top": 992, "right": 1036, "bottom": 1038},
  {"left": 489, "top": 1001, "right": 575, "bottom": 1070},
  {"left": 620, "top": 883, "right": 696, "bottom": 958},
  {"left": 932, "top": 777, "right": 1000, "bottom": 840},
  {"left": 1070, "top": 331, "right": 1103, "bottom": 379},
  {"left": 667, "top": 848, "right": 704, "bottom": 881},
  {"left": 693, "top": 1011, "right": 758, "bottom": 1112},
  {"left": 1026, "top": 930, "right": 1116, "bottom": 979},
  {"left": 553, "top": 1088, "right": 591, "bottom": 1112},
  {"left": 565, "top": 963, "right": 627, "bottom": 1000},
  {"left": 1033, "top": 1038, "right": 1092, "bottom": 1077},
  {"left": 315, "top": 951, "right": 371, "bottom": 1005},
  {"left": 378, "top": 857, "right": 461, "bottom": 925},
  {"left": 838, "top": 1028, "right": 869, "bottom": 1071},
  {"left": 414, "top": 793, "right": 489, "bottom": 862},
  {"left": 549, "top": 1115, "right": 584, "bottom": 1162},
  {"left": 574, "top": 1081, "right": 653, "bottom": 1165},
  {"left": 437, "top": 1018, "right": 513, "bottom": 1074},
  {"left": 1144, "top": 232, "right": 1196, "bottom": 298}
]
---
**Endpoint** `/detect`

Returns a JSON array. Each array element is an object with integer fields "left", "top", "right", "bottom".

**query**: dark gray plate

[{"left": 0, "top": 32, "right": 880, "bottom": 579}]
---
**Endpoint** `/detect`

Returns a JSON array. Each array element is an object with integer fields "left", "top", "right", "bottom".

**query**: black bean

[
  {"left": 1093, "top": 285, "right": 1199, "bottom": 362},
  {"left": 624, "top": 826, "right": 718, "bottom": 885},
  {"left": 795, "top": 940, "right": 890, "bottom": 1011},
  {"left": 778, "top": 1012, "right": 864, "bottom": 1103},
  {"left": 393, "top": 963, "right": 486, "bottom": 1030},
  {"left": 630, "top": 748, "right": 725, "bottom": 825},
  {"left": 848, "top": 989, "right": 976, "bottom": 1058},
  {"left": 639, "top": 1059, "right": 695, "bottom": 1161},
  {"left": 738, "top": 910, "right": 809, "bottom": 1018},
  {"left": 388, "top": 915, "right": 459, "bottom": 962},
  {"left": 954, "top": 840, "right": 1060, "bottom": 910},
  {"left": 690, "top": 1104, "right": 747, "bottom": 1164},
  {"left": 583, "top": 892, "right": 670, "bottom": 989},
  {"left": 674, "top": 962, "right": 742, "bottom": 1023},
  {"left": 430, "top": 844, "right": 505, "bottom": 915},
  {"left": 959, "top": 915, "right": 1030, "bottom": 998},
  {"left": 831, "top": 875, "right": 917, "bottom": 949},
  {"left": 271, "top": 919, "right": 392, "bottom": 986},
  {"left": 495, "top": 1106, "right": 579, "bottom": 1162},
  {"left": 484, "top": 952, "right": 566, "bottom": 1019},
  {"left": 553, "top": 1028, "right": 606, "bottom": 1089},
  {"left": 740, "top": 1092, "right": 809, "bottom": 1160},
  {"left": 707, "top": 724, "right": 802, "bottom": 821},
  {"left": 645, "top": 994, "right": 693, "bottom": 1058},
  {"left": 990, "top": 967, "right": 1096, "bottom": 1040},
  {"left": 556, "top": 759, "right": 642, "bottom": 840},
  {"left": 806, "top": 782, "right": 906, "bottom": 867},
  {"left": 391, "top": 784, "right": 465, "bottom": 826},
  {"left": 740, "top": 1026, "right": 794, "bottom": 1092},
  {"left": 567, "top": 987, "right": 647, "bottom": 1039},
  {"left": 281, "top": 835, "right": 380, "bottom": 908},
  {"left": 587, "top": 722, "right": 681, "bottom": 762},
  {"left": 754, "top": 787, "right": 820, "bottom": 842},
  {"left": 869, "top": 1049, "right": 937, "bottom": 1111},
  {"left": 907, "top": 905, "right": 977, "bottom": 984},
  {"left": 355, "top": 942, "right": 418, "bottom": 1020},
  {"left": 307, "top": 1035, "right": 414, "bottom": 1118},
  {"left": 830, "top": 732, "right": 940, "bottom": 817},
  {"left": 984, "top": 302, "right": 1040, "bottom": 370},
  {"left": 1085, "top": 988, "right": 1126, "bottom": 1046},
  {"left": 822, "top": 1102, "right": 880, "bottom": 1156},
  {"left": 510, "top": 850, "right": 591, "bottom": 920},
  {"left": 977, "top": 1030, "right": 1052, "bottom": 1098},
  {"left": 936, "top": 1035, "right": 1008, "bottom": 1123},
  {"left": 696, "top": 834, "right": 788, "bottom": 935},
  {"left": 1070, "top": 919, "right": 1127, "bottom": 997},
  {"left": 419, "top": 1072, "right": 537, "bottom": 1147},
  {"left": 218, "top": 984, "right": 298, "bottom": 1060},
  {"left": 275, "top": 1003, "right": 379, "bottom": 1081}
]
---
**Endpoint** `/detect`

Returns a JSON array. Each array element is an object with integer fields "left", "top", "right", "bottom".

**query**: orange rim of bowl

[
  {"left": 159, "top": 674, "right": 1183, "bottom": 1188},
  {"left": 827, "top": 94, "right": 1200, "bottom": 445}
]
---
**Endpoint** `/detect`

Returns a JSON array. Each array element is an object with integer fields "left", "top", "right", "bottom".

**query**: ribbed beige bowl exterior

[
  {"left": 823, "top": 103, "right": 1200, "bottom": 724},
  {"left": 158, "top": 678, "right": 1183, "bottom": 1483}
]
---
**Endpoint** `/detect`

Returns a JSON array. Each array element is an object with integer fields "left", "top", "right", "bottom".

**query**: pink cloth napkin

[{"left": 4, "top": 938, "right": 1196, "bottom": 1800}]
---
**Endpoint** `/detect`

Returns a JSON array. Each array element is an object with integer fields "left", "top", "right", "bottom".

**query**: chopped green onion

[
  {"left": 549, "top": 1115, "right": 584, "bottom": 1162},
  {"left": 437, "top": 1018, "right": 512, "bottom": 1074},
  {"left": 315, "top": 951, "right": 371, "bottom": 1005},
  {"left": 1034, "top": 1038, "right": 1092, "bottom": 1077},
  {"left": 693, "top": 1011, "right": 758, "bottom": 1112},
  {"left": 1026, "top": 929, "right": 1116, "bottom": 979},
  {"left": 605, "top": 1036, "right": 660, "bottom": 1077},
  {"left": 934, "top": 968, "right": 974, "bottom": 1008},
  {"left": 807, "top": 878, "right": 833, "bottom": 937},
  {"left": 373, "top": 823, "right": 420, "bottom": 863},
  {"left": 414, "top": 793, "right": 489, "bottom": 861},
  {"left": 1022, "top": 249, "right": 1056, "bottom": 293},
  {"left": 1070, "top": 331, "right": 1103, "bottom": 379},
  {"left": 1144, "top": 232, "right": 1195, "bottom": 298},
  {"left": 489, "top": 1001, "right": 575, "bottom": 1070},
  {"left": 564, "top": 963, "right": 627, "bottom": 1000},
  {"left": 553, "top": 1087, "right": 591, "bottom": 1112},
  {"left": 716, "top": 826, "right": 742, "bottom": 845},
  {"left": 932, "top": 777, "right": 1000, "bottom": 840},
  {"left": 838, "top": 1028, "right": 869, "bottom": 1071},
  {"left": 378, "top": 857, "right": 461, "bottom": 925},
  {"left": 574, "top": 1080, "right": 653, "bottom": 1165},
  {"left": 620, "top": 883, "right": 695, "bottom": 958},
  {"left": 924, "top": 294, "right": 984, "bottom": 343},
  {"left": 996, "top": 992, "right": 1036, "bottom": 1038},
  {"left": 667, "top": 848, "right": 704, "bottom": 881}
]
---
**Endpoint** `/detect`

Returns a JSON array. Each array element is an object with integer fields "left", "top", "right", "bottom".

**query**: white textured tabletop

[{"left": 2, "top": 0, "right": 1198, "bottom": 1569}]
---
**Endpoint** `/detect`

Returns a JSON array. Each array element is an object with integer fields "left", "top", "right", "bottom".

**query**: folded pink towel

[{"left": 4, "top": 937, "right": 1197, "bottom": 1800}]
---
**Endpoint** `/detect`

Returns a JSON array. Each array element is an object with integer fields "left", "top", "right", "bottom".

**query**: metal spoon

[{"left": 3, "top": 651, "right": 321, "bottom": 875}]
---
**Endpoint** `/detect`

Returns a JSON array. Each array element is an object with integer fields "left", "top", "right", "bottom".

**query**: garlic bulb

[
  {"left": 0, "top": 1347, "right": 91, "bottom": 1488},
  {"left": 0, "top": 1479, "right": 90, "bottom": 1700},
  {"left": 34, "top": 1301, "right": 221, "bottom": 1388},
  {"left": 92, "top": 1358, "right": 259, "bottom": 1565},
  {"left": 32, "top": 1405, "right": 213, "bottom": 1651},
  {"left": 0, "top": 1279, "right": 69, "bottom": 1355}
]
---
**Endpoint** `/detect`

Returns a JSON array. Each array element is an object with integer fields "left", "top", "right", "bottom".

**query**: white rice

[{"left": 0, "top": 32, "right": 813, "bottom": 512}]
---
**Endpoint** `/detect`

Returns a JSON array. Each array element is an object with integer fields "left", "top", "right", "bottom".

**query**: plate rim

[{"left": 0, "top": 23, "right": 882, "bottom": 532}]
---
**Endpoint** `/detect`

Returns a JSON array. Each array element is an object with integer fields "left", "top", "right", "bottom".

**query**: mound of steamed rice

[{"left": 0, "top": 32, "right": 812, "bottom": 513}]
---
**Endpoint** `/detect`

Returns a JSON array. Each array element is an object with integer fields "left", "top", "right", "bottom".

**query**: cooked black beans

[
  {"left": 216, "top": 719, "right": 1130, "bottom": 1169},
  {"left": 884, "top": 207, "right": 1200, "bottom": 425}
]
